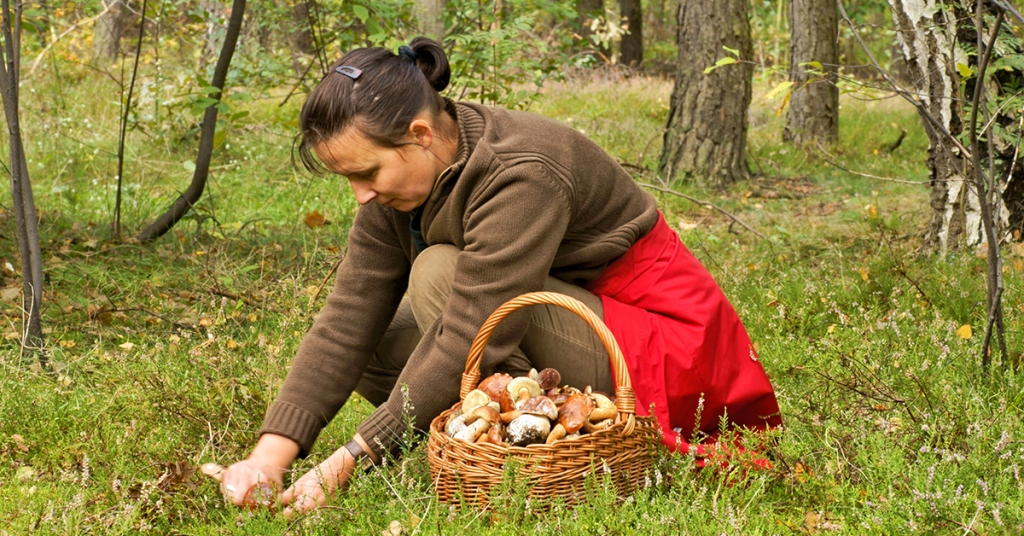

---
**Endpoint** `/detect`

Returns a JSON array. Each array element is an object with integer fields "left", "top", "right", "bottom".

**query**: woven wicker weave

[{"left": 427, "top": 291, "right": 659, "bottom": 507}]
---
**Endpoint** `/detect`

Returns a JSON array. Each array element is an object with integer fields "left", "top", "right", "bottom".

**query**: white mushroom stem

[{"left": 455, "top": 417, "right": 492, "bottom": 442}]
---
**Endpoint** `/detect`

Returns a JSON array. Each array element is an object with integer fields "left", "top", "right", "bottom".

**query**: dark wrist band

[{"left": 343, "top": 439, "right": 375, "bottom": 473}]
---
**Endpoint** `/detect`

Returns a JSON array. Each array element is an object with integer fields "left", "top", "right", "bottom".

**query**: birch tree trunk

[
  {"left": 659, "top": 0, "right": 752, "bottom": 186},
  {"left": 887, "top": 0, "right": 1001, "bottom": 252},
  {"left": 784, "top": 0, "right": 839, "bottom": 145}
]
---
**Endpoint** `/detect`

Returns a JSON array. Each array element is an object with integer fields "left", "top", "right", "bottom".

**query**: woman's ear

[{"left": 408, "top": 118, "right": 434, "bottom": 148}]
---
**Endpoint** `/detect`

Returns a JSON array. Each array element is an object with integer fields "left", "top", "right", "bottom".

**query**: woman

[{"left": 220, "top": 37, "right": 782, "bottom": 516}]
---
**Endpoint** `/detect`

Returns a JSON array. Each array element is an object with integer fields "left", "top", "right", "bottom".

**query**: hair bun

[{"left": 409, "top": 36, "right": 451, "bottom": 92}]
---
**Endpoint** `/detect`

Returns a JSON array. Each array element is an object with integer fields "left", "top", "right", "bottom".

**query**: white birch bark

[{"left": 888, "top": 0, "right": 1008, "bottom": 252}]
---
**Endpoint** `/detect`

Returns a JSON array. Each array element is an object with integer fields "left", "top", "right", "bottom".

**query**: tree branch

[{"left": 638, "top": 183, "right": 767, "bottom": 240}]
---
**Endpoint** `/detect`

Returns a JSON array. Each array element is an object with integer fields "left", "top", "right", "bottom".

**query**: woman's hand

[
  {"left": 219, "top": 433, "right": 299, "bottom": 508},
  {"left": 281, "top": 445, "right": 356, "bottom": 518}
]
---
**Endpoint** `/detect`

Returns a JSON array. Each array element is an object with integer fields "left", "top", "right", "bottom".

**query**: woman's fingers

[{"left": 281, "top": 471, "right": 329, "bottom": 519}]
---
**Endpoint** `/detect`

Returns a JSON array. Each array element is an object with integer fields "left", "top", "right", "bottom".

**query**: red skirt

[{"left": 587, "top": 213, "right": 782, "bottom": 457}]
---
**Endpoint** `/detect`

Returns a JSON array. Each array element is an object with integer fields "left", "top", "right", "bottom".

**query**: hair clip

[{"left": 335, "top": 66, "right": 362, "bottom": 80}]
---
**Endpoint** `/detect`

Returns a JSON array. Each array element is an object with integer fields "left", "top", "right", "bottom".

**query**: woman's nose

[{"left": 349, "top": 180, "right": 377, "bottom": 205}]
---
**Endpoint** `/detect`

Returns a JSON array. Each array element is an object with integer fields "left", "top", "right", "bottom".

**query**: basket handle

[{"left": 459, "top": 291, "right": 638, "bottom": 436}]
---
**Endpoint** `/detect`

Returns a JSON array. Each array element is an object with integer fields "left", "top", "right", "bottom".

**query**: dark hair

[{"left": 297, "top": 37, "right": 452, "bottom": 174}]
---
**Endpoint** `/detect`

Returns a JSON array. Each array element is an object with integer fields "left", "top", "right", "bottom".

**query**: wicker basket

[{"left": 427, "top": 291, "right": 659, "bottom": 507}]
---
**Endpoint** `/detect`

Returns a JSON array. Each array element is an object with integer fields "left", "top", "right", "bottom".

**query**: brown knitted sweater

[{"left": 260, "top": 101, "right": 659, "bottom": 457}]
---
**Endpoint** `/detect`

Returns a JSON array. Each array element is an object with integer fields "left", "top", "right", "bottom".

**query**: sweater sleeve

[
  {"left": 261, "top": 206, "right": 410, "bottom": 456},
  {"left": 357, "top": 162, "right": 572, "bottom": 457}
]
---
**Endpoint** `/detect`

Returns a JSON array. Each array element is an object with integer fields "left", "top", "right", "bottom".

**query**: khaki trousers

[{"left": 354, "top": 245, "right": 616, "bottom": 406}]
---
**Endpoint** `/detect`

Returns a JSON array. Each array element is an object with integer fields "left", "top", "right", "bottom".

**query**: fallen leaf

[
  {"left": 858, "top": 266, "right": 869, "bottom": 282},
  {"left": 805, "top": 511, "right": 819, "bottom": 533},
  {"left": 226, "top": 339, "right": 238, "bottom": 349},
  {"left": 1, "top": 286, "right": 20, "bottom": 301},
  {"left": 866, "top": 205, "right": 878, "bottom": 218},
  {"left": 303, "top": 210, "right": 329, "bottom": 228},
  {"left": 956, "top": 324, "right": 972, "bottom": 339},
  {"left": 119, "top": 342, "right": 135, "bottom": 350}
]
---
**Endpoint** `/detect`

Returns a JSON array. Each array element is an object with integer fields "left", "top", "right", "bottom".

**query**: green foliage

[{"left": 443, "top": 0, "right": 579, "bottom": 109}]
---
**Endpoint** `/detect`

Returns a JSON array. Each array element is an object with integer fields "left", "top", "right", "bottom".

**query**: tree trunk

[
  {"left": 659, "top": 0, "right": 752, "bottom": 186},
  {"left": 618, "top": 0, "right": 642, "bottom": 67},
  {"left": 0, "top": 0, "right": 46, "bottom": 363},
  {"left": 888, "top": 0, "right": 988, "bottom": 252},
  {"left": 92, "top": 0, "right": 124, "bottom": 62},
  {"left": 414, "top": 0, "right": 446, "bottom": 41},
  {"left": 291, "top": 1, "right": 313, "bottom": 54},
  {"left": 137, "top": 0, "right": 247, "bottom": 243},
  {"left": 784, "top": 0, "right": 839, "bottom": 145},
  {"left": 577, "top": 0, "right": 609, "bottom": 61}
]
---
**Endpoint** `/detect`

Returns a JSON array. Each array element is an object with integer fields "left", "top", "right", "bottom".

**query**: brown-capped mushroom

[
  {"left": 485, "top": 422, "right": 504, "bottom": 445},
  {"left": 454, "top": 406, "right": 501, "bottom": 442},
  {"left": 519, "top": 395, "right": 559, "bottom": 421},
  {"left": 462, "top": 389, "right": 492, "bottom": 415},
  {"left": 546, "top": 392, "right": 594, "bottom": 444},
  {"left": 582, "top": 418, "right": 614, "bottom": 434},
  {"left": 536, "top": 368, "right": 562, "bottom": 391},
  {"left": 241, "top": 481, "right": 277, "bottom": 512},
  {"left": 477, "top": 373, "right": 513, "bottom": 402},
  {"left": 498, "top": 388, "right": 517, "bottom": 413},
  {"left": 506, "top": 414, "right": 551, "bottom": 446}
]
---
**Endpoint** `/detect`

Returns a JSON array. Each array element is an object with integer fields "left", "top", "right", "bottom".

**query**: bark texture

[
  {"left": 784, "top": 0, "right": 839, "bottom": 145},
  {"left": 414, "top": 0, "right": 446, "bottom": 41},
  {"left": 0, "top": 0, "right": 45, "bottom": 362},
  {"left": 137, "top": 0, "right": 247, "bottom": 242},
  {"left": 659, "top": 0, "right": 752, "bottom": 186},
  {"left": 92, "top": 0, "right": 124, "bottom": 62},
  {"left": 888, "top": 0, "right": 992, "bottom": 252},
  {"left": 618, "top": 0, "right": 642, "bottom": 67}
]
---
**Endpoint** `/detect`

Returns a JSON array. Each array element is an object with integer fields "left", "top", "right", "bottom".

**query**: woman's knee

[{"left": 408, "top": 244, "right": 460, "bottom": 329}]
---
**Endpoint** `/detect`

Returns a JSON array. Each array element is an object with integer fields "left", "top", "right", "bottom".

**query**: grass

[{"left": 2, "top": 63, "right": 1024, "bottom": 535}]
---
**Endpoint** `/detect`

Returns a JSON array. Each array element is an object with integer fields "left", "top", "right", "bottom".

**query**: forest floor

[{"left": 1, "top": 70, "right": 1023, "bottom": 534}]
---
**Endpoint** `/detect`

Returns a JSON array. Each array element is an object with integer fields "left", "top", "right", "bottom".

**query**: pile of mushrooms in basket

[{"left": 444, "top": 367, "right": 618, "bottom": 447}]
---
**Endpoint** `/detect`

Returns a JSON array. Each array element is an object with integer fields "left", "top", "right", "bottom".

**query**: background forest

[{"left": 2, "top": 0, "right": 1024, "bottom": 534}]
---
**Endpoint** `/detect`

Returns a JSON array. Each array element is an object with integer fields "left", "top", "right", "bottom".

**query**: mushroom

[
  {"left": 485, "top": 422, "right": 504, "bottom": 445},
  {"left": 536, "top": 368, "right": 562, "bottom": 391},
  {"left": 498, "top": 388, "right": 517, "bottom": 413},
  {"left": 462, "top": 389, "right": 492, "bottom": 415},
  {"left": 505, "top": 377, "right": 542, "bottom": 405},
  {"left": 454, "top": 406, "right": 501, "bottom": 442},
  {"left": 519, "top": 395, "right": 559, "bottom": 421},
  {"left": 528, "top": 368, "right": 540, "bottom": 382},
  {"left": 199, "top": 462, "right": 276, "bottom": 511},
  {"left": 589, "top": 392, "right": 617, "bottom": 422},
  {"left": 506, "top": 414, "right": 551, "bottom": 446},
  {"left": 477, "top": 373, "right": 513, "bottom": 402},
  {"left": 445, "top": 412, "right": 470, "bottom": 437},
  {"left": 545, "top": 392, "right": 594, "bottom": 444},
  {"left": 582, "top": 418, "right": 615, "bottom": 434}
]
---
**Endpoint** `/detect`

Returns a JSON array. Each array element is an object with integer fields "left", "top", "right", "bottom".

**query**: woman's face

[{"left": 314, "top": 121, "right": 439, "bottom": 213}]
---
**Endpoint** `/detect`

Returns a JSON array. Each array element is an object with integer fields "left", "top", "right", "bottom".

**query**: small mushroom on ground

[
  {"left": 477, "top": 373, "right": 513, "bottom": 401},
  {"left": 536, "top": 368, "right": 562, "bottom": 391},
  {"left": 462, "top": 389, "right": 492, "bottom": 415},
  {"left": 546, "top": 392, "right": 594, "bottom": 444},
  {"left": 199, "top": 462, "right": 276, "bottom": 511},
  {"left": 454, "top": 406, "right": 501, "bottom": 442}
]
